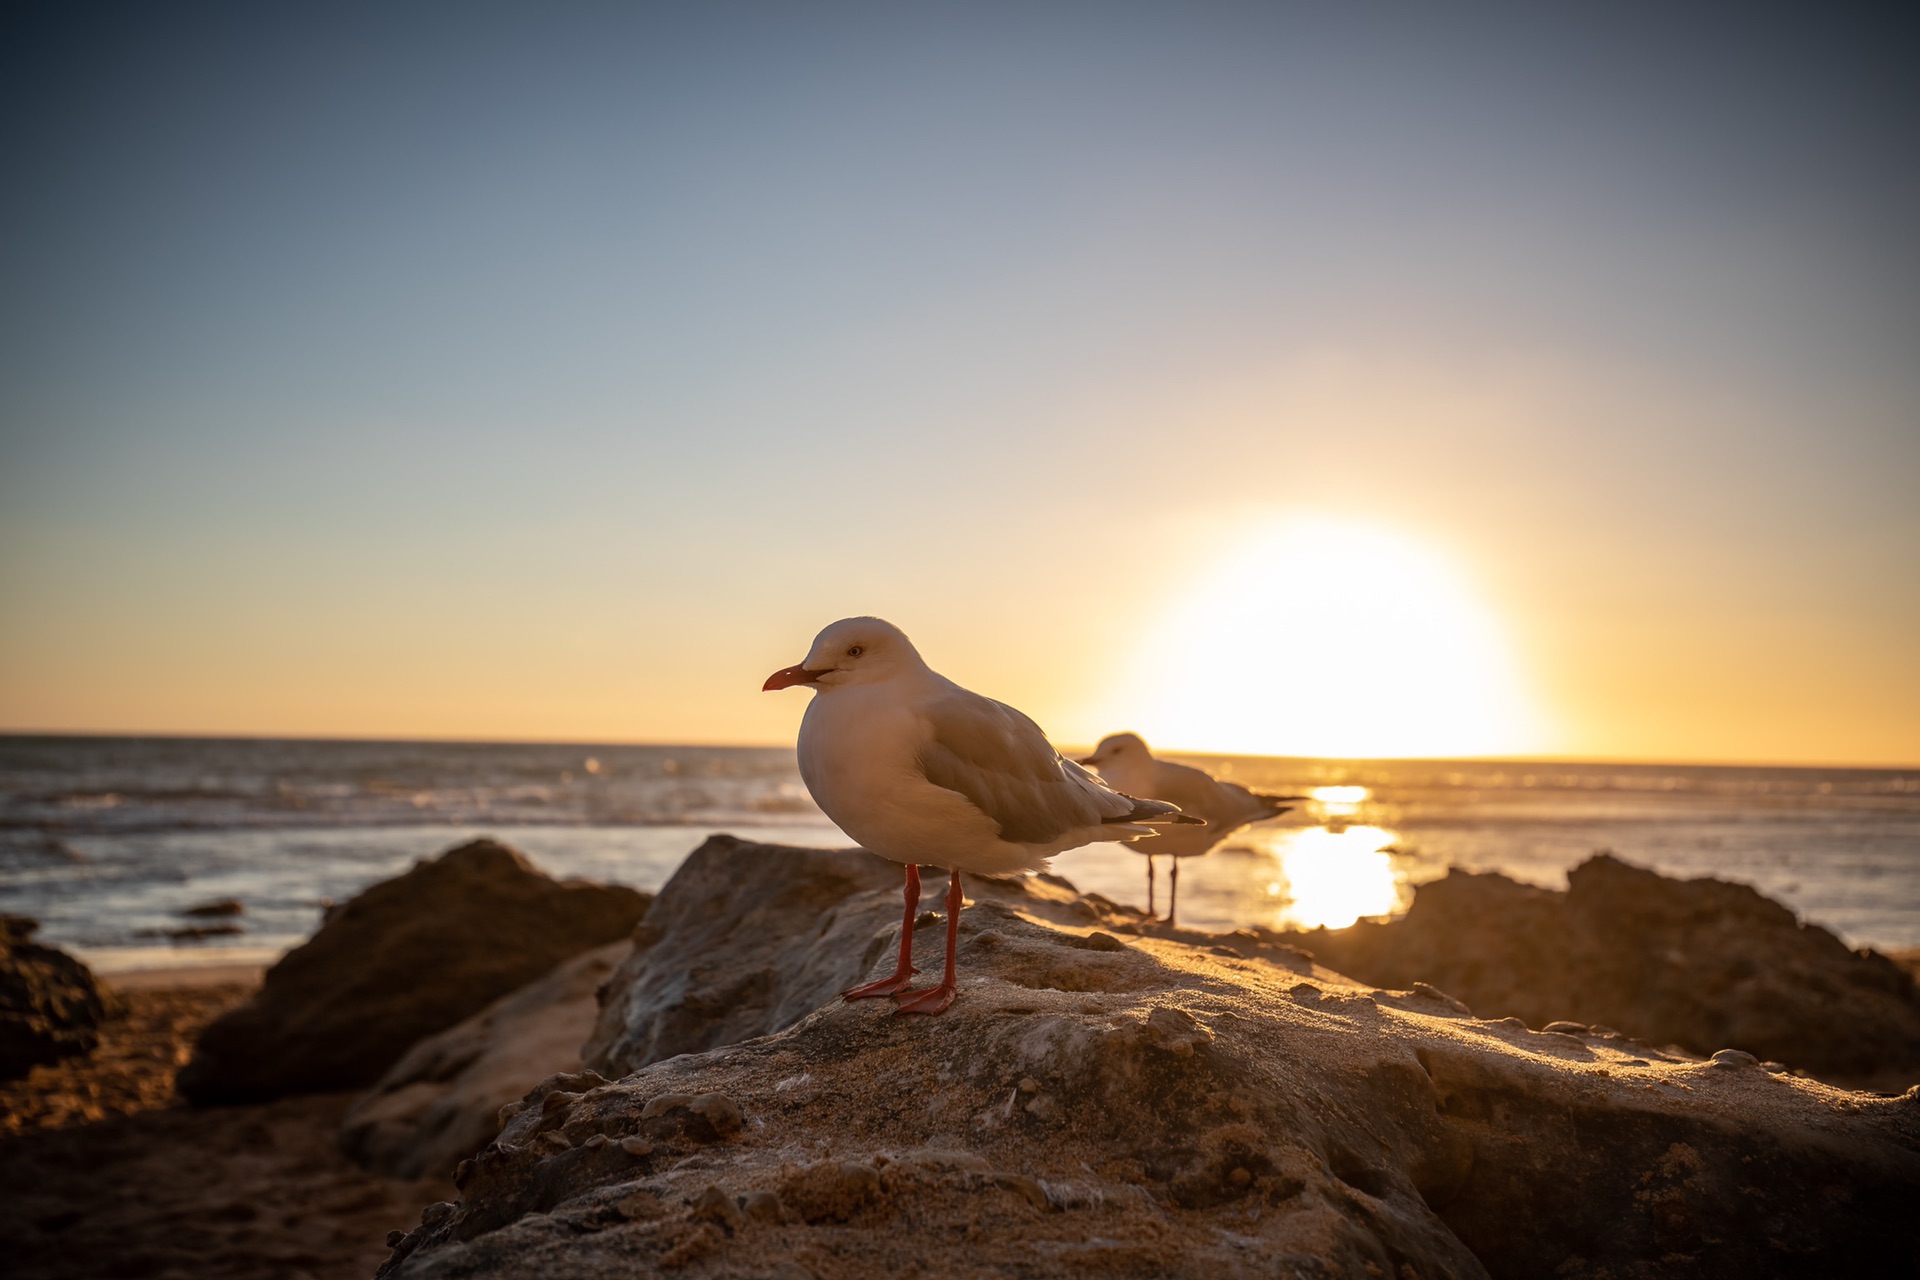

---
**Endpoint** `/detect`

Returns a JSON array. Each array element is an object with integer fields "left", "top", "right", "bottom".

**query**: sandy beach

[{"left": 0, "top": 966, "right": 449, "bottom": 1280}]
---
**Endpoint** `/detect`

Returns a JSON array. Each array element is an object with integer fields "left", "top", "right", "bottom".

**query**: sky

[{"left": 1, "top": 3, "right": 1916, "bottom": 765}]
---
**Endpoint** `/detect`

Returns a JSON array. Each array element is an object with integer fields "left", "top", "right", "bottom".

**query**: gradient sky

[{"left": 2, "top": 3, "right": 1916, "bottom": 764}]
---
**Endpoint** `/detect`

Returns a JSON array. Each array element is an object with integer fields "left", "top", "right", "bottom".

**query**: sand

[{"left": 0, "top": 967, "right": 449, "bottom": 1280}]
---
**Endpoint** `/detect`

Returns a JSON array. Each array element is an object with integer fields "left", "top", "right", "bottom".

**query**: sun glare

[
  {"left": 1112, "top": 516, "right": 1545, "bottom": 757},
  {"left": 1265, "top": 824, "right": 1405, "bottom": 930}
]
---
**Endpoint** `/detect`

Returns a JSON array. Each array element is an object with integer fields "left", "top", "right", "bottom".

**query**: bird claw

[
  {"left": 892, "top": 982, "right": 957, "bottom": 1016},
  {"left": 842, "top": 968, "right": 920, "bottom": 1000}
]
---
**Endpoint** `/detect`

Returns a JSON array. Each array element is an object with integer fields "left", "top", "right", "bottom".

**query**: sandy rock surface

[
  {"left": 2, "top": 915, "right": 119, "bottom": 1080},
  {"left": 586, "top": 835, "right": 1149, "bottom": 1080},
  {"left": 1281, "top": 853, "right": 1920, "bottom": 1091},
  {"left": 344, "top": 940, "right": 632, "bottom": 1180},
  {"left": 1, "top": 976, "right": 241, "bottom": 1134},
  {"left": 379, "top": 839, "right": 1920, "bottom": 1280},
  {"left": 0, "top": 977, "right": 451, "bottom": 1280},
  {"left": 180, "top": 838, "right": 651, "bottom": 1104}
]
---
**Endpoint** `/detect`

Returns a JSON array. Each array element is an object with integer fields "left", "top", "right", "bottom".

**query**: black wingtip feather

[{"left": 1116, "top": 795, "right": 1206, "bottom": 825}]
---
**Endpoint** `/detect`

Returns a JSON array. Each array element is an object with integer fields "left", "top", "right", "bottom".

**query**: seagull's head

[
  {"left": 1077, "top": 732, "right": 1150, "bottom": 768},
  {"left": 763, "top": 616, "right": 924, "bottom": 693}
]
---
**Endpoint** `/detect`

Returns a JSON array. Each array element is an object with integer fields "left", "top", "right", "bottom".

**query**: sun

[{"left": 1104, "top": 515, "right": 1546, "bottom": 758}]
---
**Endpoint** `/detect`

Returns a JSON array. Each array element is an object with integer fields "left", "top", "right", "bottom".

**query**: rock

[
  {"left": 738, "top": 1189, "right": 785, "bottom": 1223},
  {"left": 778, "top": 1160, "right": 883, "bottom": 1223},
  {"left": 341, "top": 940, "right": 631, "bottom": 1178},
  {"left": 179, "top": 839, "right": 649, "bottom": 1104},
  {"left": 580, "top": 837, "right": 902, "bottom": 1078},
  {"left": 183, "top": 898, "right": 246, "bottom": 918},
  {"left": 688, "top": 1183, "right": 743, "bottom": 1231},
  {"left": 1, "top": 915, "right": 119, "bottom": 1080},
  {"left": 1281, "top": 853, "right": 1920, "bottom": 1090},
  {"left": 373, "top": 847, "right": 1920, "bottom": 1280},
  {"left": 584, "top": 835, "right": 1153, "bottom": 1079},
  {"left": 140, "top": 922, "right": 245, "bottom": 941}
]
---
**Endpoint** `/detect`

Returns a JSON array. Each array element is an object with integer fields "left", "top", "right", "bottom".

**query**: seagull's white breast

[
  {"left": 796, "top": 677, "right": 1037, "bottom": 873},
  {"left": 797, "top": 682, "right": 924, "bottom": 830}
]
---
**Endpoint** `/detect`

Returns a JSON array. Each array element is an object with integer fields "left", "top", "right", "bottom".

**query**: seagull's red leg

[
  {"left": 1146, "top": 854, "right": 1157, "bottom": 919},
  {"left": 895, "top": 869, "right": 961, "bottom": 1015},
  {"left": 1168, "top": 857, "right": 1179, "bottom": 928},
  {"left": 843, "top": 862, "right": 923, "bottom": 999}
]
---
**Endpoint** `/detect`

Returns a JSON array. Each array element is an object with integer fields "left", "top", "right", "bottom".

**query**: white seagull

[
  {"left": 1078, "top": 733, "right": 1301, "bottom": 926},
  {"left": 764, "top": 617, "right": 1200, "bottom": 1014}
]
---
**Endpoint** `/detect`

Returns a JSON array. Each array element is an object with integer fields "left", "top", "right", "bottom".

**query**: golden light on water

[
  {"left": 1056, "top": 816, "right": 1414, "bottom": 934},
  {"left": 1263, "top": 824, "right": 1405, "bottom": 930},
  {"left": 1310, "top": 784, "right": 1370, "bottom": 830},
  {"left": 1113, "top": 515, "right": 1547, "bottom": 758}
]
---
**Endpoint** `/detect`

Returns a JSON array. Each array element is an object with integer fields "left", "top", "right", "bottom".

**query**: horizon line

[{"left": 1, "top": 726, "right": 1914, "bottom": 773}]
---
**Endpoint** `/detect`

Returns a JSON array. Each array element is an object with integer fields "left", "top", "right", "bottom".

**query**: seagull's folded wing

[
  {"left": 918, "top": 689, "right": 1168, "bottom": 844},
  {"left": 1150, "top": 760, "right": 1247, "bottom": 824}
]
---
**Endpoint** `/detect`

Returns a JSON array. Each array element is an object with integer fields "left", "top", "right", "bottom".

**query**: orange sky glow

[{"left": 1, "top": 8, "right": 1915, "bottom": 767}]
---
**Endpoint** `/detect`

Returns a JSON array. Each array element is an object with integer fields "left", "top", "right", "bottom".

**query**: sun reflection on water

[
  {"left": 1262, "top": 824, "right": 1404, "bottom": 930},
  {"left": 1309, "top": 784, "right": 1370, "bottom": 827}
]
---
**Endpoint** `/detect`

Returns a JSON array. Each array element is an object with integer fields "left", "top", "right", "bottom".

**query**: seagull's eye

[{"left": 846, "top": 645, "right": 863, "bottom": 658}]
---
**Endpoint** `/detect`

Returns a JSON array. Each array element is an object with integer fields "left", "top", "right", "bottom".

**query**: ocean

[{"left": 3, "top": 735, "right": 1916, "bottom": 971}]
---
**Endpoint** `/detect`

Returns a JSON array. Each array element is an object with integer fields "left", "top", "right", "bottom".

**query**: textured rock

[
  {"left": 1281, "top": 853, "right": 1920, "bottom": 1090},
  {"left": 585, "top": 834, "right": 1150, "bottom": 1079},
  {"left": 583, "top": 836, "right": 899, "bottom": 1078},
  {"left": 1, "top": 915, "right": 119, "bottom": 1080},
  {"left": 179, "top": 839, "right": 649, "bottom": 1104},
  {"left": 375, "top": 845, "right": 1920, "bottom": 1279},
  {"left": 342, "top": 940, "right": 632, "bottom": 1179}
]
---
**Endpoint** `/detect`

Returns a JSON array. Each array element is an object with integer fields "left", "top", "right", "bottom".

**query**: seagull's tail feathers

[
  {"left": 1254, "top": 791, "right": 1305, "bottom": 818},
  {"left": 1121, "top": 795, "right": 1207, "bottom": 826}
]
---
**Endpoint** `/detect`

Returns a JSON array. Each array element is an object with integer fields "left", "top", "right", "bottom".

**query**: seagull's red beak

[
  {"left": 763, "top": 664, "right": 828, "bottom": 692},
  {"left": 1076, "top": 754, "right": 1099, "bottom": 766}
]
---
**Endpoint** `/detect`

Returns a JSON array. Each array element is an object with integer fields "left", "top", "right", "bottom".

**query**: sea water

[{"left": 2, "top": 735, "right": 1916, "bottom": 969}]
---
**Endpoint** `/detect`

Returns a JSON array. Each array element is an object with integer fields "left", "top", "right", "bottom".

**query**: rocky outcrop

[
  {"left": 1, "top": 915, "right": 119, "bottom": 1080},
  {"left": 376, "top": 841, "right": 1920, "bottom": 1279},
  {"left": 583, "top": 837, "right": 900, "bottom": 1078},
  {"left": 343, "top": 836, "right": 1146, "bottom": 1181},
  {"left": 1281, "top": 853, "right": 1920, "bottom": 1091},
  {"left": 179, "top": 839, "right": 650, "bottom": 1104},
  {"left": 343, "top": 941, "right": 631, "bottom": 1180},
  {"left": 584, "top": 834, "right": 1157, "bottom": 1079}
]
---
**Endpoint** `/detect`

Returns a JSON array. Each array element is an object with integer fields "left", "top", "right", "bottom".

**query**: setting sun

[{"left": 1109, "top": 516, "right": 1547, "bottom": 758}]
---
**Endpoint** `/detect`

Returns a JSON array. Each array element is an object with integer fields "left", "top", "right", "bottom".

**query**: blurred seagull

[
  {"left": 764, "top": 617, "right": 1200, "bottom": 1014},
  {"left": 1078, "top": 733, "right": 1302, "bottom": 927}
]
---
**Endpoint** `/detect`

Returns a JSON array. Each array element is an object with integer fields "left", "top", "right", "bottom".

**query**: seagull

[
  {"left": 764, "top": 617, "right": 1200, "bottom": 1015},
  {"left": 1077, "top": 733, "right": 1301, "bottom": 927}
]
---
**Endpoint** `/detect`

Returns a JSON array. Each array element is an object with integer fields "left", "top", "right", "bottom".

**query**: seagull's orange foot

[
  {"left": 842, "top": 967, "right": 920, "bottom": 1000},
  {"left": 893, "top": 981, "right": 957, "bottom": 1016}
]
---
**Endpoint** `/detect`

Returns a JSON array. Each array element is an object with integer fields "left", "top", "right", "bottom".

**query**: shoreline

[{"left": 99, "top": 962, "right": 271, "bottom": 990}]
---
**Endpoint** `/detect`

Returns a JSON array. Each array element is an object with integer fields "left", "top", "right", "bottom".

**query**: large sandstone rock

[
  {"left": 348, "top": 835, "right": 1153, "bottom": 1183},
  {"left": 1, "top": 916, "right": 119, "bottom": 1080},
  {"left": 343, "top": 941, "right": 631, "bottom": 1180},
  {"left": 376, "top": 845, "right": 1920, "bottom": 1279},
  {"left": 1281, "top": 853, "right": 1920, "bottom": 1090},
  {"left": 584, "top": 834, "right": 1151, "bottom": 1079},
  {"left": 179, "top": 839, "right": 650, "bottom": 1104}
]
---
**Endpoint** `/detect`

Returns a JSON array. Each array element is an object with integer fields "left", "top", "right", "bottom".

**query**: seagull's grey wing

[
  {"left": 919, "top": 689, "right": 1171, "bottom": 844},
  {"left": 1149, "top": 759, "right": 1261, "bottom": 825},
  {"left": 1155, "top": 759, "right": 1306, "bottom": 828}
]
